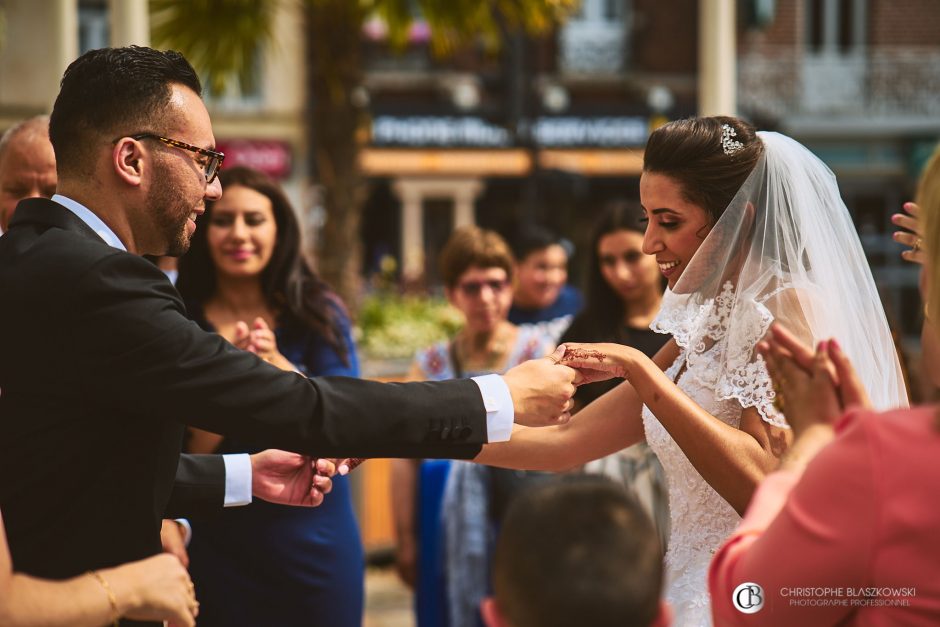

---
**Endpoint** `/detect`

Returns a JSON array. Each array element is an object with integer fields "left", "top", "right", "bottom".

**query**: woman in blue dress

[{"left": 176, "top": 166, "right": 363, "bottom": 626}]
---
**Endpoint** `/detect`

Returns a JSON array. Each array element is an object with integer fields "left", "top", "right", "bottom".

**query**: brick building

[{"left": 739, "top": 0, "right": 940, "bottom": 344}]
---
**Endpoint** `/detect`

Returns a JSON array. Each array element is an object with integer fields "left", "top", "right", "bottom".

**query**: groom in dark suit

[{"left": 0, "top": 45, "right": 577, "bottom": 609}]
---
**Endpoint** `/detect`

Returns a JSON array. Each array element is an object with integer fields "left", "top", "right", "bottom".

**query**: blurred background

[{"left": 1, "top": 1, "right": 937, "bottom": 623}]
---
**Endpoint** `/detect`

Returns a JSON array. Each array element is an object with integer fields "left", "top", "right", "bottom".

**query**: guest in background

[
  {"left": 507, "top": 224, "right": 582, "bottom": 336},
  {"left": 560, "top": 200, "right": 671, "bottom": 547},
  {"left": 177, "top": 166, "right": 364, "bottom": 626},
  {"left": 482, "top": 476, "right": 670, "bottom": 627},
  {"left": 391, "top": 226, "right": 556, "bottom": 627},
  {"left": 0, "top": 116, "right": 56, "bottom": 234}
]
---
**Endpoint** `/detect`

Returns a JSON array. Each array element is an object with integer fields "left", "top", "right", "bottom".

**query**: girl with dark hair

[
  {"left": 559, "top": 200, "right": 670, "bottom": 547},
  {"left": 561, "top": 200, "right": 668, "bottom": 404},
  {"left": 475, "top": 116, "right": 908, "bottom": 625},
  {"left": 177, "top": 166, "right": 363, "bottom": 626}
]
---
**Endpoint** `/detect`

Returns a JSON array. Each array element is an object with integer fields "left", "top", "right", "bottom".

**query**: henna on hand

[{"left": 564, "top": 348, "right": 608, "bottom": 362}]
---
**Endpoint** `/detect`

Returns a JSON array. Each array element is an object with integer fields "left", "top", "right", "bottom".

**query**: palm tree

[{"left": 151, "top": 0, "right": 575, "bottom": 307}]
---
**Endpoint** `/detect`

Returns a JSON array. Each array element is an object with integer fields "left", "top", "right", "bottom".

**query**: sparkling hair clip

[{"left": 720, "top": 124, "right": 744, "bottom": 155}]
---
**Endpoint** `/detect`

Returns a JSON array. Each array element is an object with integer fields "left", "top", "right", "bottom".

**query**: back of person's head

[
  {"left": 487, "top": 476, "right": 664, "bottom": 627},
  {"left": 439, "top": 225, "right": 515, "bottom": 288},
  {"left": 644, "top": 116, "right": 764, "bottom": 224},
  {"left": 919, "top": 144, "right": 940, "bottom": 340},
  {"left": 508, "top": 223, "right": 566, "bottom": 263},
  {"left": 49, "top": 46, "right": 201, "bottom": 178}
]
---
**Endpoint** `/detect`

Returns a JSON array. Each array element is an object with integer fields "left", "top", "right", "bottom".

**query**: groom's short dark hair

[
  {"left": 492, "top": 475, "right": 663, "bottom": 627},
  {"left": 49, "top": 45, "right": 202, "bottom": 177}
]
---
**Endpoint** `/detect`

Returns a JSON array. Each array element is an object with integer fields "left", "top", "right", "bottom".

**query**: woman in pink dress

[{"left": 708, "top": 145, "right": 940, "bottom": 625}]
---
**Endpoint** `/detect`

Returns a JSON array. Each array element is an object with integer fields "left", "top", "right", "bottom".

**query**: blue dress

[
  {"left": 186, "top": 302, "right": 364, "bottom": 627},
  {"left": 413, "top": 325, "right": 556, "bottom": 627}
]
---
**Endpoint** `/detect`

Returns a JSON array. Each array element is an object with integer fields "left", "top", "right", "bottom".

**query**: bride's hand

[{"left": 556, "top": 342, "right": 637, "bottom": 383}]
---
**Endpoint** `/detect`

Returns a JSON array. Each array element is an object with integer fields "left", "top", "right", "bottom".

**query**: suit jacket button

[
  {"left": 457, "top": 425, "right": 472, "bottom": 439},
  {"left": 440, "top": 426, "right": 451, "bottom": 440}
]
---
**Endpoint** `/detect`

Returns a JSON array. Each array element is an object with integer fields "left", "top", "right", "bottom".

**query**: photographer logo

[{"left": 733, "top": 582, "right": 765, "bottom": 614}]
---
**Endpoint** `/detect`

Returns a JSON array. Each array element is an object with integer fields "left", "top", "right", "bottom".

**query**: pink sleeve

[{"left": 709, "top": 412, "right": 876, "bottom": 626}]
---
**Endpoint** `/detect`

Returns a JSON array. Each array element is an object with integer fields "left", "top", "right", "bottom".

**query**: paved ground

[{"left": 363, "top": 567, "right": 416, "bottom": 627}]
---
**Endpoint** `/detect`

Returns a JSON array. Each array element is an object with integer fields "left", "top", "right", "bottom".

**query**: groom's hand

[
  {"left": 502, "top": 348, "right": 580, "bottom": 427},
  {"left": 250, "top": 450, "right": 335, "bottom": 507}
]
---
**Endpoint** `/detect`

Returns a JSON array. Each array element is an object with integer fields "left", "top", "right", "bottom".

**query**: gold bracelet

[{"left": 88, "top": 570, "right": 120, "bottom": 627}]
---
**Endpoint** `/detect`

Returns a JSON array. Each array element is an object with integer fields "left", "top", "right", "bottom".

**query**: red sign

[{"left": 215, "top": 140, "right": 293, "bottom": 179}]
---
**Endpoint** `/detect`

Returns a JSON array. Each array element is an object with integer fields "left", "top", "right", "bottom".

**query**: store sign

[
  {"left": 371, "top": 116, "right": 647, "bottom": 148},
  {"left": 215, "top": 140, "right": 292, "bottom": 179}
]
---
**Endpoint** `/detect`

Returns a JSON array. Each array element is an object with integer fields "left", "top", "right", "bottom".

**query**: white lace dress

[{"left": 642, "top": 347, "right": 744, "bottom": 626}]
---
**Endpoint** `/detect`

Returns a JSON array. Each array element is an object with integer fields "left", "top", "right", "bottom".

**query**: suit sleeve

[
  {"left": 68, "top": 254, "right": 488, "bottom": 459},
  {"left": 164, "top": 454, "right": 226, "bottom": 518}
]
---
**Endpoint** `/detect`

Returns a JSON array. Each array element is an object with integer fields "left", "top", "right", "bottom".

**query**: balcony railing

[{"left": 739, "top": 47, "right": 940, "bottom": 120}]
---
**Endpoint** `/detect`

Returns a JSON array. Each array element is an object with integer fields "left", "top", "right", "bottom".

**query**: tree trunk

[{"left": 306, "top": 1, "right": 370, "bottom": 311}]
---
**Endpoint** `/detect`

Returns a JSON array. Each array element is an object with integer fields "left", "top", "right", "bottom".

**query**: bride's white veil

[{"left": 651, "top": 131, "right": 908, "bottom": 427}]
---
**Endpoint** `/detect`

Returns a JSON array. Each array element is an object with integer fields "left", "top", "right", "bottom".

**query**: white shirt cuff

[
  {"left": 173, "top": 518, "right": 193, "bottom": 546},
  {"left": 471, "top": 374, "right": 514, "bottom": 442},
  {"left": 223, "top": 453, "right": 252, "bottom": 507}
]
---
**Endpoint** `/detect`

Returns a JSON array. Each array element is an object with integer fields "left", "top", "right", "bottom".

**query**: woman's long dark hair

[
  {"left": 177, "top": 166, "right": 348, "bottom": 364},
  {"left": 570, "top": 200, "right": 661, "bottom": 340}
]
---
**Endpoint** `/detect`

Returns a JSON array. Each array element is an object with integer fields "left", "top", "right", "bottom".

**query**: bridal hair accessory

[{"left": 720, "top": 124, "right": 744, "bottom": 155}]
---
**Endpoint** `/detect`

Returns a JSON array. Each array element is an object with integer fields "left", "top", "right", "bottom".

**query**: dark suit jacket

[
  {"left": 0, "top": 198, "right": 488, "bottom": 582},
  {"left": 168, "top": 453, "right": 225, "bottom": 518}
]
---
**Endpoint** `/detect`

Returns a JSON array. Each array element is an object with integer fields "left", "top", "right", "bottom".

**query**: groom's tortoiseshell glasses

[{"left": 121, "top": 133, "right": 225, "bottom": 183}]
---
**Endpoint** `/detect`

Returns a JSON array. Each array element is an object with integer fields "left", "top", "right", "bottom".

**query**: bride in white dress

[{"left": 476, "top": 116, "right": 908, "bottom": 626}]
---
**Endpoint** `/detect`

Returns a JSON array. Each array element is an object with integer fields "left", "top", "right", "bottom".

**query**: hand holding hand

[
  {"left": 110, "top": 553, "right": 198, "bottom": 627},
  {"left": 892, "top": 201, "right": 925, "bottom": 264},
  {"left": 159, "top": 519, "right": 189, "bottom": 568},
  {"left": 556, "top": 342, "right": 637, "bottom": 383},
  {"left": 502, "top": 348, "right": 580, "bottom": 427},
  {"left": 250, "top": 450, "right": 335, "bottom": 507}
]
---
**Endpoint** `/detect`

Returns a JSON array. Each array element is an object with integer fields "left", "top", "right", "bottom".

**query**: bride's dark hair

[{"left": 643, "top": 116, "right": 764, "bottom": 224}]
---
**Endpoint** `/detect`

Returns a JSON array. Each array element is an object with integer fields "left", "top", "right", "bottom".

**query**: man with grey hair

[{"left": 0, "top": 115, "right": 56, "bottom": 233}]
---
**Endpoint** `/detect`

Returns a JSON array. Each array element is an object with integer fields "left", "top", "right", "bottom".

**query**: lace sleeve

[{"left": 717, "top": 354, "right": 788, "bottom": 428}]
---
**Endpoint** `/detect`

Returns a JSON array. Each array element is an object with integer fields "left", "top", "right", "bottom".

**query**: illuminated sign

[
  {"left": 370, "top": 116, "right": 648, "bottom": 148},
  {"left": 215, "top": 140, "right": 292, "bottom": 179}
]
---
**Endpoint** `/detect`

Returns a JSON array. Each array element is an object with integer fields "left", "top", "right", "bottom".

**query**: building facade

[
  {"left": 0, "top": 0, "right": 311, "bottom": 205},
  {"left": 739, "top": 0, "right": 940, "bottom": 347}
]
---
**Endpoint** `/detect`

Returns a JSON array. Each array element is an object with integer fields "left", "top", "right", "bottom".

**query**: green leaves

[
  {"left": 150, "top": 0, "right": 579, "bottom": 97},
  {"left": 357, "top": 293, "right": 464, "bottom": 359},
  {"left": 150, "top": 0, "right": 277, "bottom": 96}
]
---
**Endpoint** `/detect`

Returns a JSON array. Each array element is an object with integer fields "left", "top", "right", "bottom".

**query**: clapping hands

[
  {"left": 233, "top": 317, "right": 295, "bottom": 371},
  {"left": 757, "top": 324, "right": 871, "bottom": 438}
]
